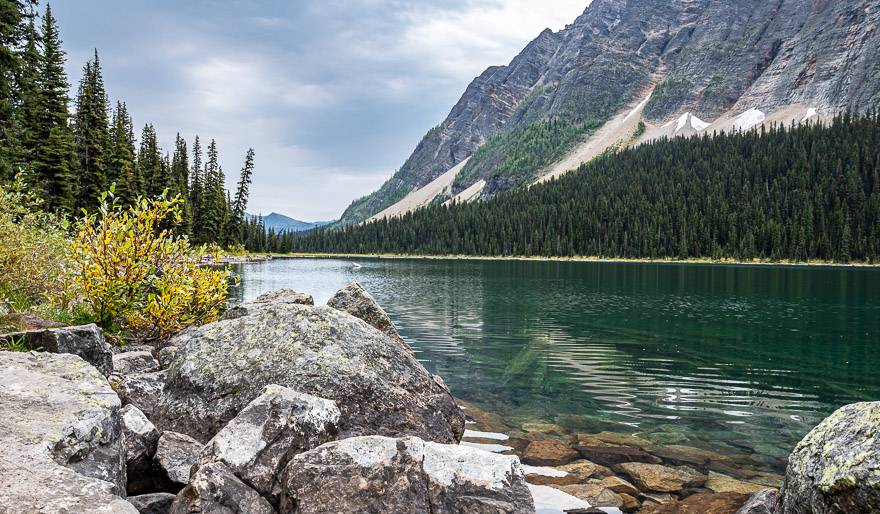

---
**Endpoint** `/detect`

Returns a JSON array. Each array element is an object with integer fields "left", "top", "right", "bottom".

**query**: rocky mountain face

[{"left": 339, "top": 0, "right": 880, "bottom": 225}]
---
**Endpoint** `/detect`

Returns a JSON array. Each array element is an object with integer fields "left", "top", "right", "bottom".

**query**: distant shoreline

[{"left": 255, "top": 252, "right": 879, "bottom": 269}]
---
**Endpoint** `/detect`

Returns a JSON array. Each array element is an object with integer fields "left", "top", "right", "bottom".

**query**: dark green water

[{"left": 230, "top": 258, "right": 880, "bottom": 472}]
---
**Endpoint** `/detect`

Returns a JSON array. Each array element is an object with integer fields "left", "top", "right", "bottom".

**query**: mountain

[
  {"left": 247, "top": 213, "right": 334, "bottom": 233},
  {"left": 338, "top": 0, "right": 880, "bottom": 225}
]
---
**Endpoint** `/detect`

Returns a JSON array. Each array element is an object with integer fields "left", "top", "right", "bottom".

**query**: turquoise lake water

[{"left": 230, "top": 257, "right": 880, "bottom": 472}]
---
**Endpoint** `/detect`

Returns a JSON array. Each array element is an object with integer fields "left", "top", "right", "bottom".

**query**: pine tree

[
  {"left": 189, "top": 135, "right": 203, "bottom": 238},
  {"left": 14, "top": 14, "right": 41, "bottom": 166},
  {"left": 199, "top": 139, "right": 226, "bottom": 243},
  {"left": 73, "top": 50, "right": 111, "bottom": 210},
  {"left": 226, "top": 148, "right": 255, "bottom": 245},
  {"left": 31, "top": 3, "right": 75, "bottom": 212},
  {"left": 170, "top": 133, "right": 191, "bottom": 233},
  {"left": 0, "top": 0, "right": 36, "bottom": 178},
  {"left": 108, "top": 101, "right": 137, "bottom": 204},
  {"left": 137, "top": 123, "right": 164, "bottom": 198}
]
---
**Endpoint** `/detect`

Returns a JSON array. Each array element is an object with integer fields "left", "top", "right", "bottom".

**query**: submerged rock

[
  {"left": 156, "top": 431, "right": 203, "bottom": 487},
  {"left": 780, "top": 401, "right": 880, "bottom": 513},
  {"left": 706, "top": 471, "right": 770, "bottom": 495},
  {"left": 170, "top": 461, "right": 274, "bottom": 514},
  {"left": 0, "top": 352, "right": 135, "bottom": 512},
  {"left": 2, "top": 323, "right": 113, "bottom": 376},
  {"left": 554, "top": 482, "right": 625, "bottom": 508},
  {"left": 327, "top": 281, "right": 403, "bottom": 342},
  {"left": 638, "top": 492, "right": 749, "bottom": 514},
  {"left": 155, "top": 299, "right": 463, "bottom": 444},
  {"left": 522, "top": 439, "right": 580, "bottom": 467},
  {"left": 616, "top": 462, "right": 706, "bottom": 493},
  {"left": 281, "top": 435, "right": 534, "bottom": 513},
  {"left": 200, "top": 384, "right": 340, "bottom": 506}
]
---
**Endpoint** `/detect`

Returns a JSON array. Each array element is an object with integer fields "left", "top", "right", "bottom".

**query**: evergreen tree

[
  {"left": 0, "top": 0, "right": 36, "bottom": 178},
  {"left": 199, "top": 139, "right": 226, "bottom": 243},
  {"left": 170, "top": 133, "right": 191, "bottom": 232},
  {"left": 31, "top": 3, "right": 75, "bottom": 212},
  {"left": 108, "top": 101, "right": 137, "bottom": 204},
  {"left": 137, "top": 123, "right": 164, "bottom": 198},
  {"left": 226, "top": 148, "right": 255, "bottom": 245},
  {"left": 11, "top": 13, "right": 40, "bottom": 170},
  {"left": 189, "top": 135, "right": 203, "bottom": 238},
  {"left": 73, "top": 49, "right": 111, "bottom": 210}
]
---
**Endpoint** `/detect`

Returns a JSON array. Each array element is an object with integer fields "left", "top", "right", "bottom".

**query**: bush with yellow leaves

[
  {"left": 0, "top": 176, "right": 69, "bottom": 310},
  {"left": 68, "top": 189, "right": 232, "bottom": 343}
]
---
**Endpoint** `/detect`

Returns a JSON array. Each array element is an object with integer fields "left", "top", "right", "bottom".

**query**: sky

[{"left": 53, "top": 0, "right": 588, "bottom": 221}]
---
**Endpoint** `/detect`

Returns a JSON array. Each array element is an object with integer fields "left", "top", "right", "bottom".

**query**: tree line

[
  {"left": 292, "top": 113, "right": 880, "bottom": 263},
  {"left": 0, "top": 2, "right": 264, "bottom": 249}
]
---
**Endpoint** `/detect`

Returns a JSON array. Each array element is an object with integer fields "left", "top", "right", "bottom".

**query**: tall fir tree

[
  {"left": 0, "top": 0, "right": 36, "bottom": 178},
  {"left": 226, "top": 148, "right": 255, "bottom": 245},
  {"left": 170, "top": 133, "right": 191, "bottom": 233},
  {"left": 14, "top": 14, "right": 41, "bottom": 167},
  {"left": 137, "top": 123, "right": 164, "bottom": 198},
  {"left": 108, "top": 101, "right": 137, "bottom": 204},
  {"left": 73, "top": 49, "right": 111, "bottom": 210},
  {"left": 199, "top": 139, "right": 227, "bottom": 243},
  {"left": 189, "top": 135, "right": 203, "bottom": 238},
  {"left": 32, "top": 3, "right": 75, "bottom": 212}
]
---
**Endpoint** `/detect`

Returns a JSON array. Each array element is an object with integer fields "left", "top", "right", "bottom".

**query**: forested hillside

[
  {"left": 294, "top": 114, "right": 880, "bottom": 263},
  {"left": 0, "top": 2, "right": 270, "bottom": 250}
]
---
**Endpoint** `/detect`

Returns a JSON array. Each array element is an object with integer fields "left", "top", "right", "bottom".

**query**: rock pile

[{"left": 2, "top": 283, "right": 879, "bottom": 514}]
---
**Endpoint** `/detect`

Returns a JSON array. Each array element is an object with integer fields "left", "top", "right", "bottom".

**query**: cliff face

[{"left": 339, "top": 0, "right": 880, "bottom": 225}]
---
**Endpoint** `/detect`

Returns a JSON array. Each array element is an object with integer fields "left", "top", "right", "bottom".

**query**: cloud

[{"left": 53, "top": 0, "right": 590, "bottom": 220}]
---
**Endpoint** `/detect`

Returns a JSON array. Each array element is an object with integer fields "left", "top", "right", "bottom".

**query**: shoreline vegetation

[{"left": 254, "top": 252, "right": 880, "bottom": 268}]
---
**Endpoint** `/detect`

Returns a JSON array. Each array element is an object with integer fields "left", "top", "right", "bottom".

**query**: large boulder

[
  {"left": 0, "top": 351, "right": 135, "bottom": 512},
  {"left": 113, "top": 350, "right": 160, "bottom": 375},
  {"left": 154, "top": 299, "right": 463, "bottom": 444},
  {"left": 128, "top": 492, "right": 176, "bottom": 514},
  {"left": 156, "top": 431, "right": 203, "bottom": 488},
  {"left": 327, "top": 281, "right": 403, "bottom": 342},
  {"left": 1, "top": 324, "right": 113, "bottom": 376},
  {"left": 780, "top": 401, "right": 880, "bottom": 513},
  {"left": 121, "top": 404, "right": 161, "bottom": 495},
  {"left": 223, "top": 289, "right": 314, "bottom": 320},
  {"left": 117, "top": 369, "right": 167, "bottom": 419},
  {"left": 200, "top": 384, "right": 340, "bottom": 506},
  {"left": 171, "top": 462, "right": 275, "bottom": 514},
  {"left": 281, "top": 435, "right": 534, "bottom": 513}
]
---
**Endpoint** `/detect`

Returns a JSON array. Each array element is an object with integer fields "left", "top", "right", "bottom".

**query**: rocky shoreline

[{"left": 1, "top": 283, "right": 878, "bottom": 513}]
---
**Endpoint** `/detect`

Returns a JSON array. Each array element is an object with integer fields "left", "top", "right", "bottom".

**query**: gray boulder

[
  {"left": 114, "top": 350, "right": 160, "bottom": 375},
  {"left": 223, "top": 288, "right": 314, "bottom": 320},
  {"left": 156, "top": 431, "right": 203, "bottom": 487},
  {"left": 121, "top": 404, "right": 161, "bottom": 494},
  {"left": 737, "top": 488, "right": 779, "bottom": 514},
  {"left": 170, "top": 462, "right": 275, "bottom": 514},
  {"left": 128, "top": 492, "right": 176, "bottom": 514},
  {"left": 281, "top": 435, "right": 534, "bottom": 513},
  {"left": 780, "top": 401, "right": 880, "bottom": 513},
  {"left": 0, "top": 351, "right": 135, "bottom": 512},
  {"left": 327, "top": 281, "right": 403, "bottom": 342},
  {"left": 157, "top": 345, "right": 178, "bottom": 368},
  {"left": 200, "top": 384, "right": 340, "bottom": 506},
  {"left": 1, "top": 323, "right": 113, "bottom": 376},
  {"left": 117, "top": 369, "right": 167, "bottom": 419},
  {"left": 155, "top": 300, "right": 463, "bottom": 444}
]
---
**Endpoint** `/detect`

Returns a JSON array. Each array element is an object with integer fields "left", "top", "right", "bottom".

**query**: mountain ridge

[
  {"left": 337, "top": 0, "right": 880, "bottom": 225},
  {"left": 246, "top": 212, "right": 334, "bottom": 233}
]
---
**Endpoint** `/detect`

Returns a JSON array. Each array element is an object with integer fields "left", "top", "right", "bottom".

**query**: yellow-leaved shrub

[
  {"left": 68, "top": 190, "right": 231, "bottom": 343},
  {"left": 0, "top": 176, "right": 68, "bottom": 309}
]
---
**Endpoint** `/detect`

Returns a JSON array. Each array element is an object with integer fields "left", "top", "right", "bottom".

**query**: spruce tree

[
  {"left": 14, "top": 14, "right": 41, "bottom": 167},
  {"left": 73, "top": 49, "right": 111, "bottom": 210},
  {"left": 108, "top": 101, "right": 137, "bottom": 204},
  {"left": 189, "top": 135, "right": 203, "bottom": 238},
  {"left": 226, "top": 148, "right": 255, "bottom": 245},
  {"left": 0, "top": 0, "right": 35, "bottom": 178},
  {"left": 137, "top": 123, "right": 164, "bottom": 198},
  {"left": 32, "top": 3, "right": 75, "bottom": 212},
  {"left": 199, "top": 139, "right": 226, "bottom": 243},
  {"left": 170, "top": 133, "right": 191, "bottom": 232}
]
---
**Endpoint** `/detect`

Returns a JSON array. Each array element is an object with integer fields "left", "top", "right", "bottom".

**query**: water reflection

[{"left": 230, "top": 257, "right": 880, "bottom": 471}]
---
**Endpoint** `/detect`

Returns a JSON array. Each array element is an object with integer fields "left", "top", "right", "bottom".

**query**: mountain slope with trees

[
  {"left": 338, "top": 0, "right": 880, "bottom": 225},
  {"left": 295, "top": 114, "right": 880, "bottom": 263}
]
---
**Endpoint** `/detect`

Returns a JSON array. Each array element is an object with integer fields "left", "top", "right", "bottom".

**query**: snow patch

[
  {"left": 673, "top": 113, "right": 710, "bottom": 134},
  {"left": 521, "top": 465, "right": 568, "bottom": 478},
  {"left": 733, "top": 108, "right": 766, "bottom": 131},
  {"left": 460, "top": 441, "right": 514, "bottom": 453},
  {"left": 802, "top": 107, "right": 818, "bottom": 122},
  {"left": 463, "top": 429, "right": 509, "bottom": 441}
]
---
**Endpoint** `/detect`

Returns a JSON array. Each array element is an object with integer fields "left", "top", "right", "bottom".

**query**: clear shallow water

[{"left": 230, "top": 257, "right": 880, "bottom": 472}]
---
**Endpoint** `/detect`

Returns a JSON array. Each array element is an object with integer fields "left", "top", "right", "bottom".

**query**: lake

[{"left": 229, "top": 257, "right": 880, "bottom": 473}]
